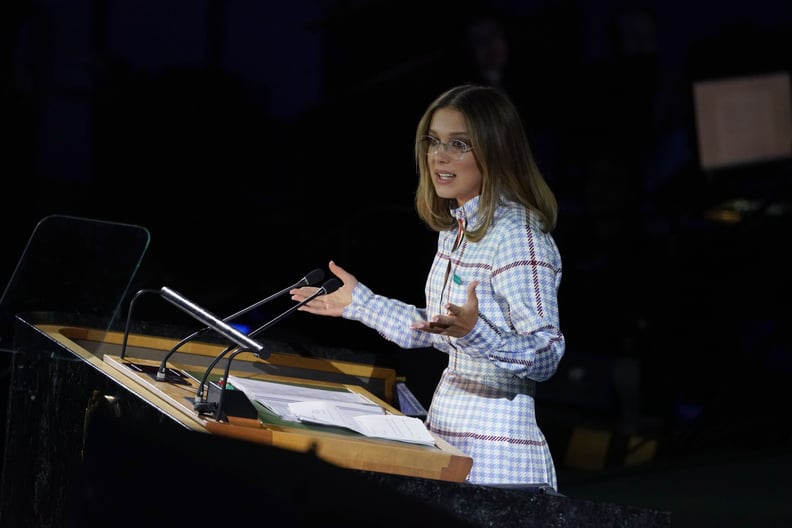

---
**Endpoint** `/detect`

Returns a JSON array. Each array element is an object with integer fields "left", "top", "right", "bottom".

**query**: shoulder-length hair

[{"left": 413, "top": 84, "right": 557, "bottom": 240}]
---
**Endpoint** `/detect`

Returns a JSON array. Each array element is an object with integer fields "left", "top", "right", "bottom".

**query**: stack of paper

[
  {"left": 287, "top": 400, "right": 435, "bottom": 446},
  {"left": 226, "top": 375, "right": 382, "bottom": 421},
  {"left": 227, "top": 375, "right": 435, "bottom": 446}
]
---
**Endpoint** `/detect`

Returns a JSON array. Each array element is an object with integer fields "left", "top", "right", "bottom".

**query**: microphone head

[
  {"left": 320, "top": 278, "right": 342, "bottom": 294},
  {"left": 304, "top": 268, "right": 325, "bottom": 286}
]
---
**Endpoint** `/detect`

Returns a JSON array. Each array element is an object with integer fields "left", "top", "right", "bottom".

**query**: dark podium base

[
  {"left": 72, "top": 412, "right": 670, "bottom": 528},
  {"left": 72, "top": 412, "right": 469, "bottom": 528}
]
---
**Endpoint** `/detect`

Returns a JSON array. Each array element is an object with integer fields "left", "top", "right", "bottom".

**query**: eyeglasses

[{"left": 419, "top": 135, "right": 473, "bottom": 161}]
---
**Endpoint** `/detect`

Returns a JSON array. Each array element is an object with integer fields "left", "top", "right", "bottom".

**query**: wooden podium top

[{"left": 37, "top": 324, "right": 473, "bottom": 483}]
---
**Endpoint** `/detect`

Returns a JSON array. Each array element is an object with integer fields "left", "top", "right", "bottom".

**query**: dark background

[{"left": 2, "top": 1, "right": 791, "bottom": 525}]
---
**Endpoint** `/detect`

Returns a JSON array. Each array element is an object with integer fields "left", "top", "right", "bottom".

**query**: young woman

[{"left": 290, "top": 84, "right": 565, "bottom": 489}]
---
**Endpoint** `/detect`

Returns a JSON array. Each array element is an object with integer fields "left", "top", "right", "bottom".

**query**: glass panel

[{"left": 0, "top": 214, "right": 150, "bottom": 355}]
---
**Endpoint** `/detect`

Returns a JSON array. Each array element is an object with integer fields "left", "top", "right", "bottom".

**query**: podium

[
  {"left": 0, "top": 216, "right": 671, "bottom": 527},
  {"left": 39, "top": 322, "right": 473, "bottom": 482}
]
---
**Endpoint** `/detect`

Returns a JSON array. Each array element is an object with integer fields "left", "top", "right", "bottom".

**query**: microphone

[
  {"left": 246, "top": 277, "right": 341, "bottom": 342},
  {"left": 159, "top": 287, "right": 264, "bottom": 355},
  {"left": 155, "top": 269, "right": 324, "bottom": 380},
  {"left": 194, "top": 278, "right": 342, "bottom": 421}
]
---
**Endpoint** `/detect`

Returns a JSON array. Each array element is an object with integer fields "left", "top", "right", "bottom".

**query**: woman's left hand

[{"left": 411, "top": 280, "right": 479, "bottom": 337}]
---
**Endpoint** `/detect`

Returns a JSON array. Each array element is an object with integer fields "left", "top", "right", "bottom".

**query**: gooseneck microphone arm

[
  {"left": 155, "top": 269, "right": 324, "bottom": 380},
  {"left": 195, "top": 278, "right": 342, "bottom": 421},
  {"left": 192, "top": 342, "right": 236, "bottom": 415},
  {"left": 120, "top": 288, "right": 161, "bottom": 360},
  {"left": 245, "top": 282, "right": 341, "bottom": 342}
]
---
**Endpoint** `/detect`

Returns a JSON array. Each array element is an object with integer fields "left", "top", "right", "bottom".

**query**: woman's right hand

[{"left": 289, "top": 260, "right": 356, "bottom": 317}]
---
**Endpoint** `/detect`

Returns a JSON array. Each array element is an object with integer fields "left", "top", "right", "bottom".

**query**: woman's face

[{"left": 426, "top": 107, "right": 482, "bottom": 207}]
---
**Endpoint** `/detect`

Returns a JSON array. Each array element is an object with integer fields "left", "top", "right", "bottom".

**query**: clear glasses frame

[{"left": 419, "top": 135, "right": 473, "bottom": 160}]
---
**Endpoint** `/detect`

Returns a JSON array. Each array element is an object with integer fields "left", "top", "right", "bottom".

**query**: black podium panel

[{"left": 73, "top": 411, "right": 473, "bottom": 528}]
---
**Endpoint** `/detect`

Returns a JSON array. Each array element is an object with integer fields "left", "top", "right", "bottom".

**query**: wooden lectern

[{"left": 41, "top": 323, "right": 473, "bottom": 483}]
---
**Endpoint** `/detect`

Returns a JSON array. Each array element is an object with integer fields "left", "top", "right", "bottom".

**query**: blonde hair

[{"left": 414, "top": 84, "right": 557, "bottom": 240}]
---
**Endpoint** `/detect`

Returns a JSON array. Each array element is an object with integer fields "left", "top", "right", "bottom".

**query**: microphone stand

[
  {"left": 193, "top": 342, "right": 236, "bottom": 416},
  {"left": 119, "top": 287, "right": 262, "bottom": 419},
  {"left": 197, "top": 278, "right": 341, "bottom": 422},
  {"left": 155, "top": 270, "right": 324, "bottom": 380}
]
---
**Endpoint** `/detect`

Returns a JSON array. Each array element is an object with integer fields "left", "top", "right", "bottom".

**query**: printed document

[
  {"left": 227, "top": 375, "right": 435, "bottom": 446},
  {"left": 227, "top": 375, "right": 382, "bottom": 421},
  {"left": 287, "top": 400, "right": 436, "bottom": 446}
]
